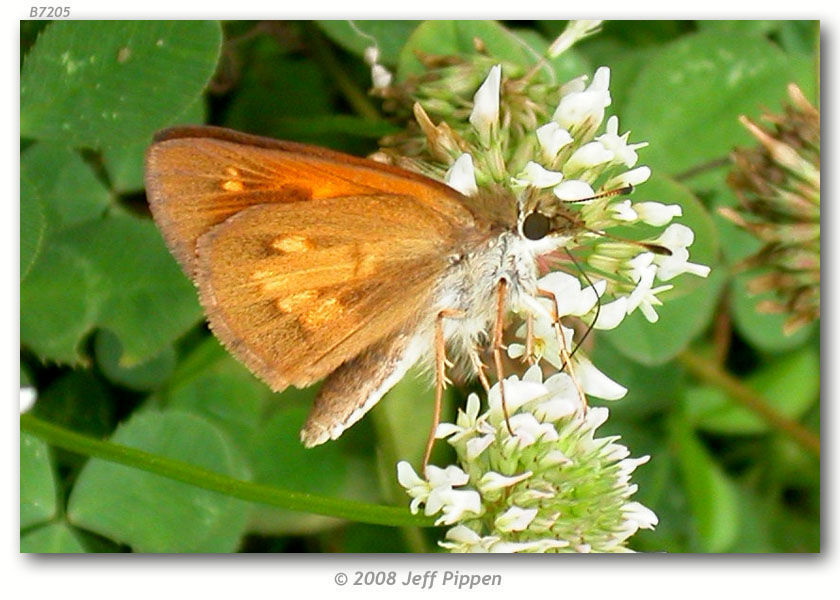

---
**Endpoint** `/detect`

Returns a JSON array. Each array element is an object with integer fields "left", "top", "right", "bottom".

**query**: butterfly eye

[{"left": 522, "top": 211, "right": 551, "bottom": 240}]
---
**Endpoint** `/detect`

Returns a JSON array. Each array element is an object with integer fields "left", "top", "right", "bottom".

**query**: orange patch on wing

[
  {"left": 271, "top": 234, "right": 314, "bottom": 253},
  {"left": 276, "top": 290, "right": 318, "bottom": 313},
  {"left": 251, "top": 269, "right": 289, "bottom": 293},
  {"left": 301, "top": 295, "right": 344, "bottom": 328},
  {"left": 356, "top": 254, "right": 379, "bottom": 278},
  {"left": 275, "top": 291, "right": 345, "bottom": 328},
  {"left": 221, "top": 179, "right": 245, "bottom": 192},
  {"left": 221, "top": 166, "right": 245, "bottom": 192}
]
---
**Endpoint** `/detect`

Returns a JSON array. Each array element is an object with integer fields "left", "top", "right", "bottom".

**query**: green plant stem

[
  {"left": 677, "top": 349, "right": 820, "bottom": 457},
  {"left": 371, "top": 401, "right": 430, "bottom": 553},
  {"left": 674, "top": 156, "right": 731, "bottom": 182},
  {"left": 20, "top": 413, "right": 437, "bottom": 529},
  {"left": 303, "top": 23, "right": 382, "bottom": 122}
]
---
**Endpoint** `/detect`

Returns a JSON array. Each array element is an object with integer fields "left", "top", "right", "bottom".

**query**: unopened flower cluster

[
  {"left": 721, "top": 83, "right": 820, "bottom": 335},
  {"left": 398, "top": 366, "right": 657, "bottom": 552}
]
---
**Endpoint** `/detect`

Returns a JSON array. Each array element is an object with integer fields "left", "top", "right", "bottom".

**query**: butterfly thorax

[{"left": 426, "top": 186, "right": 574, "bottom": 378}]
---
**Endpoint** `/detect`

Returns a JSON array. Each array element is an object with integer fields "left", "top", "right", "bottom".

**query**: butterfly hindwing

[{"left": 194, "top": 194, "right": 463, "bottom": 390}]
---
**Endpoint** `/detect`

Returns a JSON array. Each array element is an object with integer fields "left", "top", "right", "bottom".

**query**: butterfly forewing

[{"left": 145, "top": 126, "right": 476, "bottom": 276}]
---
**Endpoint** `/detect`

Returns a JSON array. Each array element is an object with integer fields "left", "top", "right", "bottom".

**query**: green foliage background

[{"left": 20, "top": 20, "right": 819, "bottom": 553}]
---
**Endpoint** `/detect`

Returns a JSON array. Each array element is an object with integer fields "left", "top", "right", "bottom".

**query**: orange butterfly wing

[
  {"left": 145, "top": 126, "right": 476, "bottom": 275},
  {"left": 145, "top": 126, "right": 482, "bottom": 391}
]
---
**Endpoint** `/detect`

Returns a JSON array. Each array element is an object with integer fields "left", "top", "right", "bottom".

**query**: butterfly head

[{"left": 517, "top": 188, "right": 584, "bottom": 249}]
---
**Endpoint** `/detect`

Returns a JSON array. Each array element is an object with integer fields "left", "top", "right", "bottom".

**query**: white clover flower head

[
  {"left": 397, "top": 368, "right": 656, "bottom": 552},
  {"left": 380, "top": 42, "right": 710, "bottom": 335},
  {"left": 377, "top": 31, "right": 717, "bottom": 553}
]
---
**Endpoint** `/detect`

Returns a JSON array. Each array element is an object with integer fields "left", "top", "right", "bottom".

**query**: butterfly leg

[
  {"left": 468, "top": 347, "right": 492, "bottom": 392},
  {"left": 422, "top": 308, "right": 463, "bottom": 474},
  {"left": 493, "top": 279, "right": 515, "bottom": 436},
  {"left": 524, "top": 312, "right": 536, "bottom": 365},
  {"left": 537, "top": 287, "right": 588, "bottom": 407}
]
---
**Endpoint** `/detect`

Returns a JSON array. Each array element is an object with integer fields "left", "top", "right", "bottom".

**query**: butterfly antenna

[
  {"left": 563, "top": 249, "right": 600, "bottom": 361},
  {"left": 560, "top": 185, "right": 673, "bottom": 256},
  {"left": 561, "top": 184, "right": 635, "bottom": 203},
  {"left": 585, "top": 228, "right": 673, "bottom": 256}
]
